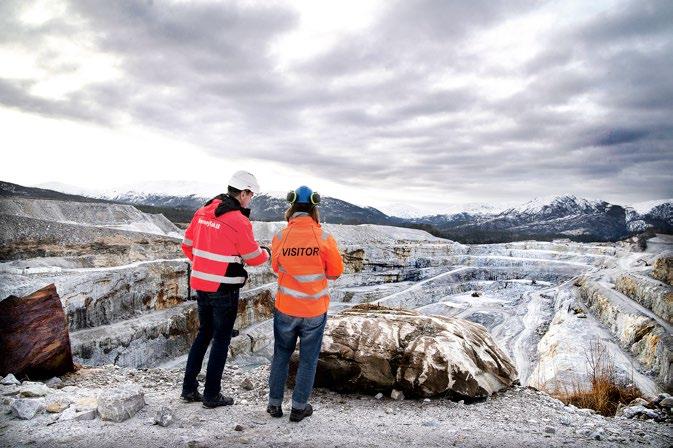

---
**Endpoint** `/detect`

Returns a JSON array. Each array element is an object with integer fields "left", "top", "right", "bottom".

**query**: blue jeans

[
  {"left": 268, "top": 309, "right": 327, "bottom": 410},
  {"left": 182, "top": 289, "right": 239, "bottom": 400}
]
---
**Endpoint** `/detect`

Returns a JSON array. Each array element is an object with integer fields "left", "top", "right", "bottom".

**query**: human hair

[
  {"left": 285, "top": 202, "right": 320, "bottom": 224},
  {"left": 227, "top": 186, "right": 242, "bottom": 198}
]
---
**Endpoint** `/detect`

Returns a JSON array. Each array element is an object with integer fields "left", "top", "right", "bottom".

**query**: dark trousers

[{"left": 182, "top": 289, "right": 239, "bottom": 400}]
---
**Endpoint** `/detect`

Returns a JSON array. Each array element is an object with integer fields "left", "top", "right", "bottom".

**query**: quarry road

[
  {"left": 596, "top": 280, "right": 673, "bottom": 334},
  {"left": 373, "top": 266, "right": 472, "bottom": 305},
  {"left": 60, "top": 258, "right": 189, "bottom": 273},
  {"left": 456, "top": 254, "right": 597, "bottom": 268}
]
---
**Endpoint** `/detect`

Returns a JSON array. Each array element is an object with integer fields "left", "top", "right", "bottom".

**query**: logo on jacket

[
  {"left": 282, "top": 247, "right": 320, "bottom": 256},
  {"left": 197, "top": 218, "right": 221, "bottom": 229}
]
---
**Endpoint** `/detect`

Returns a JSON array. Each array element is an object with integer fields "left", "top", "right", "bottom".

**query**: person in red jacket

[
  {"left": 181, "top": 171, "right": 270, "bottom": 408},
  {"left": 266, "top": 186, "right": 344, "bottom": 422}
]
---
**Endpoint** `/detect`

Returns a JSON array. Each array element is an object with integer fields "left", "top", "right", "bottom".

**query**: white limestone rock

[
  {"left": 19, "top": 382, "right": 51, "bottom": 398},
  {"left": 310, "top": 304, "right": 518, "bottom": 399},
  {"left": 154, "top": 406, "right": 174, "bottom": 427},
  {"left": 11, "top": 398, "right": 45, "bottom": 420},
  {"left": 1, "top": 374, "right": 20, "bottom": 386},
  {"left": 97, "top": 384, "right": 145, "bottom": 422}
]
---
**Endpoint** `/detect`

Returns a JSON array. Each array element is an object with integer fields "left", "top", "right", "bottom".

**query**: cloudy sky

[{"left": 1, "top": 0, "right": 672, "bottom": 214}]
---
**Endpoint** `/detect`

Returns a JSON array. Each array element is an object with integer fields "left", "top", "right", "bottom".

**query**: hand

[{"left": 260, "top": 246, "right": 272, "bottom": 259}]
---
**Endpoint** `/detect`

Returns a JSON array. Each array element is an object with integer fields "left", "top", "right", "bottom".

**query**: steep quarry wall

[
  {"left": 0, "top": 198, "right": 181, "bottom": 238},
  {"left": 2, "top": 197, "right": 672, "bottom": 400}
]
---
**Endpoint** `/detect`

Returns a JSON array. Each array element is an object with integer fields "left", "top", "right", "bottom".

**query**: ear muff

[
  {"left": 286, "top": 191, "right": 297, "bottom": 203},
  {"left": 310, "top": 192, "right": 321, "bottom": 205}
]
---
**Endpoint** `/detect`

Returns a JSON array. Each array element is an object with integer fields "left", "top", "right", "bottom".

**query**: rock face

[
  {"left": 97, "top": 384, "right": 145, "bottom": 422},
  {"left": 615, "top": 273, "right": 673, "bottom": 323},
  {"left": 307, "top": 304, "right": 518, "bottom": 399},
  {"left": 0, "top": 284, "right": 74, "bottom": 378},
  {"left": 0, "top": 197, "right": 182, "bottom": 238},
  {"left": 652, "top": 253, "right": 673, "bottom": 286},
  {"left": 576, "top": 276, "right": 673, "bottom": 392}
]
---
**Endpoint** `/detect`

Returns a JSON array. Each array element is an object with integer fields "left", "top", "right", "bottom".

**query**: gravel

[{"left": 0, "top": 365, "right": 671, "bottom": 448}]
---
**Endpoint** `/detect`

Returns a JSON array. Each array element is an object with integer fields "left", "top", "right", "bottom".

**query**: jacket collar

[
  {"left": 204, "top": 194, "right": 251, "bottom": 218},
  {"left": 289, "top": 213, "right": 319, "bottom": 226}
]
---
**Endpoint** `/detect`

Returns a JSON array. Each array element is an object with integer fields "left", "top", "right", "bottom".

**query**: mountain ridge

[{"left": 6, "top": 181, "right": 672, "bottom": 243}]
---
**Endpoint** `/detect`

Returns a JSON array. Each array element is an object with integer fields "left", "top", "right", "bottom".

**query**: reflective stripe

[
  {"left": 294, "top": 273, "right": 326, "bottom": 282},
  {"left": 274, "top": 230, "right": 283, "bottom": 241},
  {"left": 278, "top": 266, "right": 325, "bottom": 283},
  {"left": 278, "top": 285, "right": 329, "bottom": 300},
  {"left": 192, "top": 248, "right": 242, "bottom": 263},
  {"left": 182, "top": 237, "right": 193, "bottom": 246},
  {"left": 321, "top": 230, "right": 330, "bottom": 240},
  {"left": 191, "top": 270, "right": 246, "bottom": 284},
  {"left": 241, "top": 248, "right": 262, "bottom": 260}
]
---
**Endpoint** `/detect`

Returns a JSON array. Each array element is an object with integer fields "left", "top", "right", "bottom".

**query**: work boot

[
  {"left": 289, "top": 403, "right": 313, "bottom": 422},
  {"left": 266, "top": 404, "right": 283, "bottom": 418},
  {"left": 202, "top": 393, "right": 234, "bottom": 408},
  {"left": 180, "top": 390, "right": 202, "bottom": 403}
]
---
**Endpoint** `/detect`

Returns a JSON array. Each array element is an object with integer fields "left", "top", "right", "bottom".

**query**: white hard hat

[{"left": 228, "top": 170, "right": 260, "bottom": 194}]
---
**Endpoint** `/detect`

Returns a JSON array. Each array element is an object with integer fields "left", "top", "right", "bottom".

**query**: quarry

[{"left": 0, "top": 196, "right": 671, "bottom": 447}]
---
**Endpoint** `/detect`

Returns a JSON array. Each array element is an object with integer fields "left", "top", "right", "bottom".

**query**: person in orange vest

[
  {"left": 266, "top": 185, "right": 344, "bottom": 422},
  {"left": 180, "top": 170, "right": 270, "bottom": 408}
]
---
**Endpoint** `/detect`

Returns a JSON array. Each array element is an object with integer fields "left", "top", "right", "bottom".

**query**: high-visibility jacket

[
  {"left": 271, "top": 213, "right": 344, "bottom": 317},
  {"left": 182, "top": 195, "right": 269, "bottom": 292}
]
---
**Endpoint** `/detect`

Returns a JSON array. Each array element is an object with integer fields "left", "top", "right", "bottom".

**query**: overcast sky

[{"left": 1, "top": 0, "right": 672, "bottom": 214}]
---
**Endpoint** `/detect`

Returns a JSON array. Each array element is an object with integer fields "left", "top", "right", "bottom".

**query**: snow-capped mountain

[
  {"left": 377, "top": 203, "right": 427, "bottom": 219},
  {"left": 410, "top": 195, "right": 672, "bottom": 243},
  {"left": 380, "top": 201, "right": 513, "bottom": 219},
  {"left": 22, "top": 181, "right": 673, "bottom": 243},
  {"left": 629, "top": 198, "right": 673, "bottom": 215}
]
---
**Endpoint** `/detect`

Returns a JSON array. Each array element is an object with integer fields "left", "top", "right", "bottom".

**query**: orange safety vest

[{"left": 271, "top": 213, "right": 344, "bottom": 317}]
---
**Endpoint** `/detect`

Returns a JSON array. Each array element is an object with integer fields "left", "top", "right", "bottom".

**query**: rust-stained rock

[
  {"left": 235, "top": 288, "right": 274, "bottom": 330},
  {"left": 296, "top": 304, "right": 518, "bottom": 400},
  {"left": 615, "top": 273, "right": 673, "bottom": 324},
  {"left": 577, "top": 277, "right": 673, "bottom": 391},
  {"left": 0, "top": 284, "right": 74, "bottom": 379},
  {"left": 652, "top": 255, "right": 673, "bottom": 286}
]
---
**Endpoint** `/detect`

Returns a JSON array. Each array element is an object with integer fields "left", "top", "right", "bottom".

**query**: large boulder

[
  {"left": 0, "top": 284, "right": 74, "bottom": 379},
  {"left": 306, "top": 304, "right": 518, "bottom": 399}
]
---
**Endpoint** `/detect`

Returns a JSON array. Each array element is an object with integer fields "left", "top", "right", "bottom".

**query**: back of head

[{"left": 285, "top": 185, "right": 321, "bottom": 223}]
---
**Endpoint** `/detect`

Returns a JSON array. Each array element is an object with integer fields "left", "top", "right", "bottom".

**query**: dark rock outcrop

[{"left": 0, "top": 284, "right": 74, "bottom": 378}]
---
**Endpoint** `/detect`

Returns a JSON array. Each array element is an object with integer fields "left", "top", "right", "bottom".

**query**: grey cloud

[{"left": 1, "top": 0, "right": 672, "bottom": 204}]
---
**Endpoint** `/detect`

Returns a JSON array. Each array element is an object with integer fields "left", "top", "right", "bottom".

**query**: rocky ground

[{"left": 1, "top": 365, "right": 672, "bottom": 448}]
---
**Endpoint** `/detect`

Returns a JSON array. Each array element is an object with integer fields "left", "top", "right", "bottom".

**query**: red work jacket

[{"left": 182, "top": 196, "right": 268, "bottom": 292}]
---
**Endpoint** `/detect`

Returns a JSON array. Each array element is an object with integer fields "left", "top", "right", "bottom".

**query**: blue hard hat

[{"left": 287, "top": 185, "right": 321, "bottom": 205}]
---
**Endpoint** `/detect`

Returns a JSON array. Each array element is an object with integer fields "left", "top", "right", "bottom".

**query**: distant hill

[{"left": 4, "top": 181, "right": 672, "bottom": 243}]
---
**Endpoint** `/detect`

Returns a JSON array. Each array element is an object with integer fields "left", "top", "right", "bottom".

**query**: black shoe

[
  {"left": 266, "top": 404, "right": 283, "bottom": 418},
  {"left": 289, "top": 403, "right": 313, "bottom": 422},
  {"left": 180, "top": 390, "right": 202, "bottom": 402},
  {"left": 202, "top": 393, "right": 234, "bottom": 408}
]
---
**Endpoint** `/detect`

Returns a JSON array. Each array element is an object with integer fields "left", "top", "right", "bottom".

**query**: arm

[
  {"left": 236, "top": 219, "right": 270, "bottom": 266},
  {"left": 323, "top": 234, "right": 344, "bottom": 280},
  {"left": 181, "top": 219, "right": 195, "bottom": 261},
  {"left": 271, "top": 230, "right": 282, "bottom": 273}
]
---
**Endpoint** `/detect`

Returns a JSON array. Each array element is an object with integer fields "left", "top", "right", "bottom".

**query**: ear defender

[
  {"left": 286, "top": 191, "right": 297, "bottom": 203},
  {"left": 289, "top": 186, "right": 320, "bottom": 205}
]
